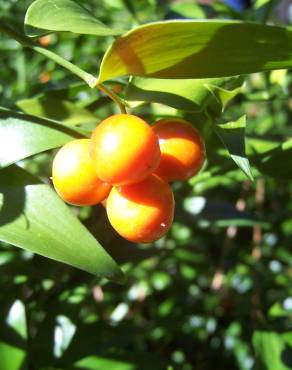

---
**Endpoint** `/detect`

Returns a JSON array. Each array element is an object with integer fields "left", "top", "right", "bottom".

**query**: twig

[
  {"left": 96, "top": 83, "right": 127, "bottom": 114},
  {"left": 0, "top": 19, "right": 127, "bottom": 113}
]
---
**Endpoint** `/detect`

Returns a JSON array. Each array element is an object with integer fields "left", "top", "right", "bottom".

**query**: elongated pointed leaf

[
  {"left": 98, "top": 20, "right": 292, "bottom": 82},
  {"left": 0, "top": 342, "right": 26, "bottom": 370},
  {"left": 205, "top": 82, "right": 243, "bottom": 112},
  {"left": 17, "top": 97, "right": 97, "bottom": 126},
  {"left": 6, "top": 301, "right": 27, "bottom": 340},
  {"left": 170, "top": 2, "right": 206, "bottom": 19},
  {"left": 74, "top": 356, "right": 134, "bottom": 370},
  {"left": 25, "top": 0, "right": 123, "bottom": 37},
  {"left": 253, "top": 331, "right": 292, "bottom": 370},
  {"left": 0, "top": 166, "right": 125, "bottom": 283},
  {"left": 0, "top": 301, "right": 27, "bottom": 370},
  {"left": 213, "top": 116, "right": 253, "bottom": 181},
  {"left": 125, "top": 76, "right": 243, "bottom": 112},
  {"left": 251, "top": 138, "right": 292, "bottom": 179},
  {"left": 0, "top": 108, "right": 83, "bottom": 168}
]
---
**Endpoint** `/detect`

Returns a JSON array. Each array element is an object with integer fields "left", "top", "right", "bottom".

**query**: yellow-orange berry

[{"left": 52, "top": 139, "right": 111, "bottom": 206}]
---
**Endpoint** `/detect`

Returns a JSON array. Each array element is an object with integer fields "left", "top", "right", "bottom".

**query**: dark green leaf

[
  {"left": 205, "top": 80, "right": 243, "bottom": 112},
  {"left": 125, "top": 76, "right": 243, "bottom": 112},
  {"left": 99, "top": 20, "right": 292, "bottom": 82},
  {"left": 25, "top": 0, "right": 124, "bottom": 37},
  {"left": 251, "top": 138, "right": 292, "bottom": 179},
  {"left": 0, "top": 165, "right": 125, "bottom": 283},
  {"left": 213, "top": 116, "right": 253, "bottom": 181},
  {"left": 0, "top": 108, "right": 83, "bottom": 168}
]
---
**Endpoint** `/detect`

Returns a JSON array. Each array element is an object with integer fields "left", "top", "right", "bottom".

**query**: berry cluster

[{"left": 52, "top": 114, "right": 205, "bottom": 243}]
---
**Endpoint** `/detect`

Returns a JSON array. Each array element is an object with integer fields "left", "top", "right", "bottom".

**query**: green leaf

[
  {"left": 247, "top": 137, "right": 281, "bottom": 155},
  {"left": 16, "top": 97, "right": 97, "bottom": 126},
  {"left": 125, "top": 76, "right": 243, "bottom": 112},
  {"left": 205, "top": 80, "right": 243, "bottom": 112},
  {"left": 6, "top": 301, "right": 27, "bottom": 340},
  {"left": 170, "top": 1, "right": 206, "bottom": 19},
  {"left": 0, "top": 342, "right": 26, "bottom": 370},
  {"left": 251, "top": 138, "right": 292, "bottom": 179},
  {"left": 0, "top": 108, "right": 83, "bottom": 168},
  {"left": 74, "top": 355, "right": 134, "bottom": 370},
  {"left": 98, "top": 20, "right": 292, "bottom": 82},
  {"left": 25, "top": 0, "right": 123, "bottom": 37},
  {"left": 0, "top": 300, "right": 27, "bottom": 370},
  {"left": 253, "top": 331, "right": 292, "bottom": 370},
  {"left": 0, "top": 165, "right": 125, "bottom": 283},
  {"left": 213, "top": 116, "right": 253, "bottom": 181}
]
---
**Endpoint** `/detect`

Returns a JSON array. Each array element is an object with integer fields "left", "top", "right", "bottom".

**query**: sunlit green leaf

[
  {"left": 205, "top": 80, "right": 244, "bottom": 112},
  {"left": 0, "top": 301, "right": 27, "bottom": 370},
  {"left": 74, "top": 355, "right": 134, "bottom": 370},
  {"left": 17, "top": 97, "right": 97, "bottom": 126},
  {"left": 213, "top": 115, "right": 253, "bottom": 181},
  {"left": 99, "top": 20, "right": 292, "bottom": 82},
  {"left": 6, "top": 301, "right": 27, "bottom": 340},
  {"left": 253, "top": 331, "right": 292, "bottom": 370},
  {"left": 170, "top": 1, "right": 206, "bottom": 19},
  {"left": 0, "top": 108, "right": 83, "bottom": 168},
  {"left": 25, "top": 0, "right": 123, "bottom": 37},
  {"left": 126, "top": 76, "right": 243, "bottom": 112},
  {"left": 0, "top": 165, "right": 125, "bottom": 283},
  {"left": 251, "top": 138, "right": 292, "bottom": 179},
  {"left": 0, "top": 342, "right": 26, "bottom": 370}
]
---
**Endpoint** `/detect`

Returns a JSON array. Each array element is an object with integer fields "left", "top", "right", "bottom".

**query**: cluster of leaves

[{"left": 0, "top": 0, "right": 291, "bottom": 369}]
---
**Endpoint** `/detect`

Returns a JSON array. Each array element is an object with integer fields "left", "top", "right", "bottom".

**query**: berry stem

[
  {"left": 0, "top": 20, "right": 96, "bottom": 87},
  {"left": 0, "top": 19, "right": 128, "bottom": 114},
  {"left": 96, "top": 83, "right": 127, "bottom": 114},
  {"left": 33, "top": 45, "right": 97, "bottom": 87},
  {"left": 0, "top": 19, "right": 33, "bottom": 47}
]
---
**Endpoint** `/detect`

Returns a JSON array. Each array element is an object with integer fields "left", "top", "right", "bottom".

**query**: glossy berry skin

[
  {"left": 90, "top": 114, "right": 161, "bottom": 186},
  {"left": 153, "top": 118, "right": 206, "bottom": 182},
  {"left": 52, "top": 139, "right": 111, "bottom": 206},
  {"left": 106, "top": 175, "right": 174, "bottom": 243}
]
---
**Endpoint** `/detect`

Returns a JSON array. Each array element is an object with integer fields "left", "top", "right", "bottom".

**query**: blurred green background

[{"left": 0, "top": 0, "right": 291, "bottom": 369}]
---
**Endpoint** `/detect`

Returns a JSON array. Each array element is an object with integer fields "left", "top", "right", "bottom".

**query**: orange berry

[
  {"left": 39, "top": 72, "right": 51, "bottom": 84},
  {"left": 153, "top": 118, "right": 205, "bottom": 182},
  {"left": 106, "top": 175, "right": 174, "bottom": 243},
  {"left": 52, "top": 139, "right": 111, "bottom": 206},
  {"left": 38, "top": 35, "right": 52, "bottom": 46},
  {"left": 90, "top": 114, "right": 161, "bottom": 185}
]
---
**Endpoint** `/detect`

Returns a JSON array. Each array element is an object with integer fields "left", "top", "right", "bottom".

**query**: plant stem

[
  {"left": 33, "top": 45, "right": 97, "bottom": 87},
  {"left": 0, "top": 19, "right": 127, "bottom": 113},
  {"left": 96, "top": 83, "right": 127, "bottom": 114},
  {"left": 0, "top": 21, "right": 33, "bottom": 47}
]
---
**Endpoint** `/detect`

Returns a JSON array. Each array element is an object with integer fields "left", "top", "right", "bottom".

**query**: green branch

[
  {"left": 97, "top": 84, "right": 127, "bottom": 114},
  {"left": 0, "top": 19, "right": 127, "bottom": 112},
  {"left": 32, "top": 45, "right": 97, "bottom": 87},
  {"left": 0, "top": 21, "right": 33, "bottom": 47}
]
